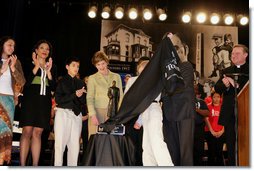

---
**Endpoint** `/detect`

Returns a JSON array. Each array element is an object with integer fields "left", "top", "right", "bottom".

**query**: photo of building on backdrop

[{"left": 100, "top": 20, "right": 238, "bottom": 85}]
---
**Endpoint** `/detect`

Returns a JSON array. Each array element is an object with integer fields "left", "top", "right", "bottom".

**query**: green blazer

[{"left": 87, "top": 70, "right": 123, "bottom": 116}]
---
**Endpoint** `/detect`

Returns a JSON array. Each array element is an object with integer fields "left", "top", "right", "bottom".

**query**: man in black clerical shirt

[{"left": 214, "top": 44, "right": 249, "bottom": 166}]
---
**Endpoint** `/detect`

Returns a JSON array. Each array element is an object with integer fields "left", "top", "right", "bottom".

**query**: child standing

[
  {"left": 127, "top": 57, "right": 173, "bottom": 166},
  {"left": 205, "top": 92, "right": 225, "bottom": 166},
  {"left": 54, "top": 57, "right": 86, "bottom": 166},
  {"left": 193, "top": 85, "right": 210, "bottom": 166}
]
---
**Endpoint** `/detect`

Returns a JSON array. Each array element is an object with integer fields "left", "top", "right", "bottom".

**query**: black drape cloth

[
  {"left": 102, "top": 37, "right": 184, "bottom": 129},
  {"left": 82, "top": 37, "right": 187, "bottom": 166},
  {"left": 82, "top": 134, "right": 135, "bottom": 166}
]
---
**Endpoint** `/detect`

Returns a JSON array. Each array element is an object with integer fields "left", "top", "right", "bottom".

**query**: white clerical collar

[{"left": 236, "top": 62, "right": 246, "bottom": 68}]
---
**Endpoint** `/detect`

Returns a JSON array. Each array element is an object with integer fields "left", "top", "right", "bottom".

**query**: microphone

[
  {"left": 225, "top": 73, "right": 248, "bottom": 77},
  {"left": 225, "top": 73, "right": 248, "bottom": 82}
]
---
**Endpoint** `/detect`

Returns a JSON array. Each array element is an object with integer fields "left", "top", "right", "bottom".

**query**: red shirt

[
  {"left": 205, "top": 96, "right": 223, "bottom": 106},
  {"left": 205, "top": 104, "right": 224, "bottom": 132},
  {"left": 204, "top": 96, "right": 212, "bottom": 106}
]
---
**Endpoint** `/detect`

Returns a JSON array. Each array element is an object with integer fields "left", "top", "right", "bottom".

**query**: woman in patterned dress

[{"left": 0, "top": 36, "right": 25, "bottom": 165}]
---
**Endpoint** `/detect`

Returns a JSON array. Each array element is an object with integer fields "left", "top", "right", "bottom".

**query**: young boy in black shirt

[{"left": 54, "top": 57, "right": 85, "bottom": 166}]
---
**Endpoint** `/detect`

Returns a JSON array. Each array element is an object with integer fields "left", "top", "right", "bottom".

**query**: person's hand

[
  {"left": 210, "top": 129, "right": 218, "bottom": 137},
  {"left": 91, "top": 115, "right": 99, "bottom": 126},
  {"left": 76, "top": 87, "right": 85, "bottom": 97},
  {"left": 82, "top": 115, "right": 88, "bottom": 121},
  {"left": 223, "top": 74, "right": 238, "bottom": 88},
  {"left": 167, "top": 32, "right": 173, "bottom": 39},
  {"left": 222, "top": 75, "right": 231, "bottom": 88},
  {"left": 0, "top": 58, "right": 10, "bottom": 74},
  {"left": 227, "top": 76, "right": 239, "bottom": 88},
  {"left": 215, "top": 127, "right": 224, "bottom": 138},
  {"left": 32, "top": 52, "right": 40, "bottom": 68},
  {"left": 195, "top": 108, "right": 200, "bottom": 112},
  {"left": 133, "top": 122, "right": 141, "bottom": 130},
  {"left": 215, "top": 131, "right": 223, "bottom": 138},
  {"left": 45, "top": 57, "right": 53, "bottom": 72},
  {"left": 9, "top": 54, "right": 17, "bottom": 72}
]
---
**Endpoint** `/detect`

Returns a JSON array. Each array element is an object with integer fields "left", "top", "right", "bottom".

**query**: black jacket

[
  {"left": 215, "top": 62, "right": 249, "bottom": 126},
  {"left": 161, "top": 61, "right": 196, "bottom": 121}
]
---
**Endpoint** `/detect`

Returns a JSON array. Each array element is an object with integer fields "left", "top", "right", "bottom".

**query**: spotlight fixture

[
  {"left": 210, "top": 13, "right": 220, "bottom": 24},
  {"left": 101, "top": 5, "right": 111, "bottom": 19},
  {"left": 196, "top": 12, "right": 206, "bottom": 23},
  {"left": 86, "top": 4, "right": 248, "bottom": 27},
  {"left": 182, "top": 11, "right": 191, "bottom": 23},
  {"left": 129, "top": 7, "right": 138, "bottom": 20},
  {"left": 240, "top": 16, "right": 248, "bottom": 25},
  {"left": 88, "top": 5, "right": 97, "bottom": 18},
  {"left": 157, "top": 8, "right": 167, "bottom": 21},
  {"left": 115, "top": 7, "right": 124, "bottom": 19},
  {"left": 224, "top": 14, "right": 234, "bottom": 25},
  {"left": 238, "top": 15, "right": 249, "bottom": 25},
  {"left": 143, "top": 8, "right": 153, "bottom": 20}
]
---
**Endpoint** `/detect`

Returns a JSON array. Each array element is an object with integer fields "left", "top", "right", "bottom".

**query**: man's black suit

[
  {"left": 215, "top": 62, "right": 249, "bottom": 166},
  {"left": 161, "top": 61, "right": 196, "bottom": 166}
]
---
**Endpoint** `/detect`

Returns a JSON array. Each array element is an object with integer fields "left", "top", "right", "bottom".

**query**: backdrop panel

[{"left": 100, "top": 20, "right": 237, "bottom": 83}]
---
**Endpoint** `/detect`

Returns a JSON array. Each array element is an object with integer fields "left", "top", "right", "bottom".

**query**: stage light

[
  {"left": 240, "top": 16, "right": 248, "bottom": 25},
  {"left": 182, "top": 11, "right": 191, "bottom": 23},
  {"left": 210, "top": 13, "right": 220, "bottom": 24},
  {"left": 224, "top": 14, "right": 234, "bottom": 25},
  {"left": 101, "top": 6, "right": 111, "bottom": 19},
  {"left": 115, "top": 7, "right": 124, "bottom": 19},
  {"left": 196, "top": 12, "right": 206, "bottom": 23},
  {"left": 129, "top": 8, "right": 138, "bottom": 20},
  {"left": 88, "top": 5, "right": 97, "bottom": 18},
  {"left": 237, "top": 15, "right": 249, "bottom": 25},
  {"left": 143, "top": 8, "right": 152, "bottom": 20},
  {"left": 86, "top": 4, "right": 248, "bottom": 27},
  {"left": 157, "top": 8, "right": 167, "bottom": 21}
]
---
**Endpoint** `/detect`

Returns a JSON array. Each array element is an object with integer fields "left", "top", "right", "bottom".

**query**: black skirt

[{"left": 20, "top": 84, "right": 51, "bottom": 130}]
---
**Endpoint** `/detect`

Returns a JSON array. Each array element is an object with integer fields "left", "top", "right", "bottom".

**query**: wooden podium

[{"left": 237, "top": 81, "right": 249, "bottom": 166}]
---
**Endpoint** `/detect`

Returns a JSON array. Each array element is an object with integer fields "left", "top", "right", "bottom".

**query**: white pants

[
  {"left": 54, "top": 108, "right": 82, "bottom": 166},
  {"left": 142, "top": 102, "right": 174, "bottom": 166}
]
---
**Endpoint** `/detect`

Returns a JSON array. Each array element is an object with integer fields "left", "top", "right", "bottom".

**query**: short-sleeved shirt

[{"left": 195, "top": 97, "right": 208, "bottom": 125}]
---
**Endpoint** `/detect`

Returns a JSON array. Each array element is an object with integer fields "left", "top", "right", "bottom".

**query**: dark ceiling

[
  {"left": 9, "top": 0, "right": 248, "bottom": 22},
  {"left": 0, "top": 0, "right": 249, "bottom": 77}
]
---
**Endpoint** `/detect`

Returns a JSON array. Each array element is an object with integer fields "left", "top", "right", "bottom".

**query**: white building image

[{"left": 102, "top": 24, "right": 153, "bottom": 62}]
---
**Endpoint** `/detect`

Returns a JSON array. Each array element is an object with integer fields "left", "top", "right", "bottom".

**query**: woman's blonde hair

[{"left": 91, "top": 51, "right": 109, "bottom": 65}]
